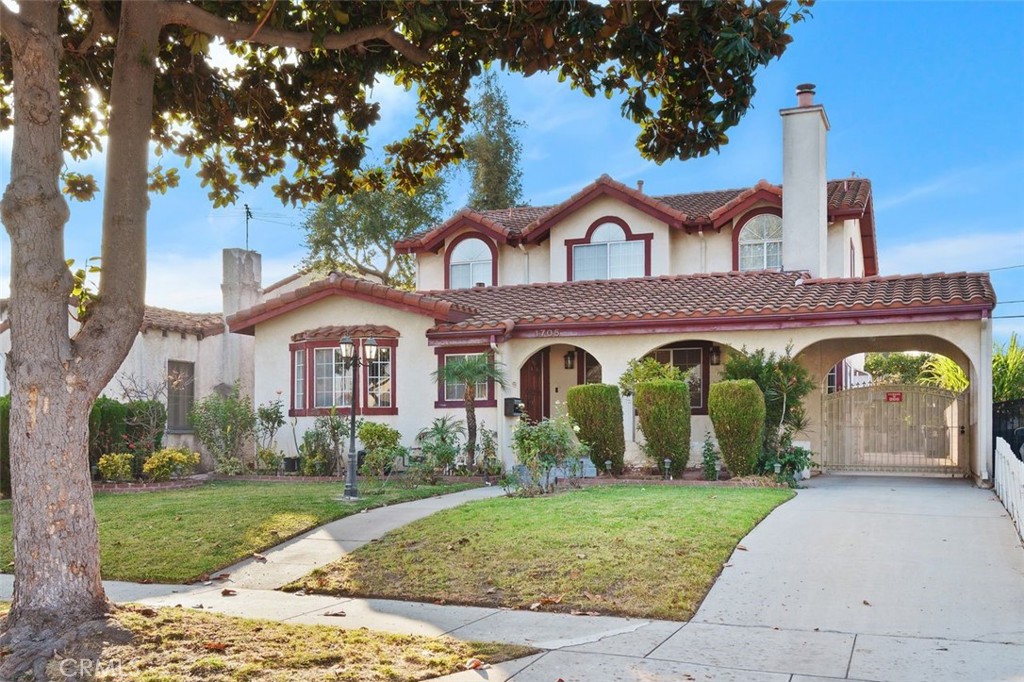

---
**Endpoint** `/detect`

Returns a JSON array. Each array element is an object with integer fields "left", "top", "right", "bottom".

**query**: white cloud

[{"left": 879, "top": 231, "right": 1024, "bottom": 276}]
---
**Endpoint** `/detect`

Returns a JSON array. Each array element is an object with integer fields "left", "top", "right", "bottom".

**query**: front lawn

[
  {"left": 0, "top": 481, "right": 477, "bottom": 583},
  {"left": 289, "top": 485, "right": 793, "bottom": 620},
  {"left": 37, "top": 605, "right": 536, "bottom": 681}
]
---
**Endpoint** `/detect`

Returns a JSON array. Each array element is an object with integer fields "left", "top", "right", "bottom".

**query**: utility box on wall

[{"left": 504, "top": 397, "right": 525, "bottom": 417}]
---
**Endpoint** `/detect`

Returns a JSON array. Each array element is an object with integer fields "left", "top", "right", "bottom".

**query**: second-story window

[
  {"left": 572, "top": 222, "right": 645, "bottom": 281},
  {"left": 737, "top": 213, "right": 783, "bottom": 271},
  {"left": 448, "top": 237, "right": 494, "bottom": 289}
]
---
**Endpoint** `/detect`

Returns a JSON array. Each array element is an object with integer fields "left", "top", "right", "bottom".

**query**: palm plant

[
  {"left": 417, "top": 415, "right": 465, "bottom": 473},
  {"left": 993, "top": 333, "right": 1024, "bottom": 402},
  {"left": 918, "top": 355, "right": 969, "bottom": 393},
  {"left": 432, "top": 355, "right": 507, "bottom": 468}
]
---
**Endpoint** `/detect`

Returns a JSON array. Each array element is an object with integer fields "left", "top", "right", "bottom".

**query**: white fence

[{"left": 994, "top": 437, "right": 1024, "bottom": 540}]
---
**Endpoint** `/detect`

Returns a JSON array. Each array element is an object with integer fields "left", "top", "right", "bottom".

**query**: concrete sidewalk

[{"left": 3, "top": 476, "right": 1022, "bottom": 681}]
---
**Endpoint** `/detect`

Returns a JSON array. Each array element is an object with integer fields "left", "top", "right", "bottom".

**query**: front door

[{"left": 520, "top": 349, "right": 549, "bottom": 422}]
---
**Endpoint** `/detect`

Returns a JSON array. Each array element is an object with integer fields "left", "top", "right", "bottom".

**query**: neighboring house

[
  {"left": 0, "top": 249, "right": 265, "bottom": 463},
  {"left": 227, "top": 84, "right": 996, "bottom": 481}
]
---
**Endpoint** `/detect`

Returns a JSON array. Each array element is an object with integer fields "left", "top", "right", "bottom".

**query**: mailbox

[{"left": 504, "top": 397, "right": 525, "bottom": 417}]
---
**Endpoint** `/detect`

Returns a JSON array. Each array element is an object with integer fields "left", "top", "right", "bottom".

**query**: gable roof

[
  {"left": 424, "top": 270, "right": 994, "bottom": 340},
  {"left": 228, "top": 271, "right": 476, "bottom": 335},
  {"left": 395, "top": 176, "right": 877, "bottom": 274}
]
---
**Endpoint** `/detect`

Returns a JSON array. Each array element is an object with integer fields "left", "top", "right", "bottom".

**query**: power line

[
  {"left": 994, "top": 315, "right": 1024, "bottom": 319},
  {"left": 986, "top": 264, "right": 1024, "bottom": 272}
]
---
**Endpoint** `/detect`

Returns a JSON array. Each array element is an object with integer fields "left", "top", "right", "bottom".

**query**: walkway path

[{"left": 3, "top": 476, "right": 1022, "bottom": 681}]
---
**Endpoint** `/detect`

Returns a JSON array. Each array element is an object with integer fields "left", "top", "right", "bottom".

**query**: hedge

[
  {"left": 708, "top": 379, "right": 765, "bottom": 477},
  {"left": 1, "top": 394, "right": 166, "bottom": 497},
  {"left": 566, "top": 383, "right": 625, "bottom": 474},
  {"left": 634, "top": 379, "right": 691, "bottom": 475}
]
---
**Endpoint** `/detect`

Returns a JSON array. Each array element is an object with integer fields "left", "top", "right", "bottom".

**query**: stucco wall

[{"left": 547, "top": 196, "right": 671, "bottom": 281}]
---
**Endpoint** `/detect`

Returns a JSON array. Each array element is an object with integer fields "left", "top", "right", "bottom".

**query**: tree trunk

[
  {"left": 464, "top": 384, "right": 477, "bottom": 468},
  {"left": 0, "top": 2, "right": 159, "bottom": 671}
]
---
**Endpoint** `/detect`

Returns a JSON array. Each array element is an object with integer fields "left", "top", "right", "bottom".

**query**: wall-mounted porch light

[
  {"left": 564, "top": 351, "right": 575, "bottom": 370},
  {"left": 709, "top": 346, "right": 722, "bottom": 366}
]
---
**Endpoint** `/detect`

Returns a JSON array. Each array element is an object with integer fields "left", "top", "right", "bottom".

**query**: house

[
  {"left": 228, "top": 84, "right": 996, "bottom": 481},
  {"left": 0, "top": 249, "right": 267, "bottom": 462}
]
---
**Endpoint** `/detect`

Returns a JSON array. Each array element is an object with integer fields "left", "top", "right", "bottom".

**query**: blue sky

[{"left": 1, "top": 1, "right": 1022, "bottom": 343}]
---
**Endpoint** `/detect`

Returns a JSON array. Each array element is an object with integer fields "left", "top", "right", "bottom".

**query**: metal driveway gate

[{"left": 822, "top": 383, "right": 969, "bottom": 474}]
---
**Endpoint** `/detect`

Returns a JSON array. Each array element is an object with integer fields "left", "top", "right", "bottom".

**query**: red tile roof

[
  {"left": 292, "top": 325, "right": 400, "bottom": 342},
  {"left": 140, "top": 307, "right": 224, "bottom": 337},
  {"left": 228, "top": 271, "right": 476, "bottom": 335},
  {"left": 395, "top": 176, "right": 876, "bottom": 259},
  {"left": 424, "top": 270, "right": 994, "bottom": 337}
]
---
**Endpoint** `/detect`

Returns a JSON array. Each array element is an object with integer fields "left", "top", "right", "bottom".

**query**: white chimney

[
  {"left": 781, "top": 83, "right": 829, "bottom": 277},
  {"left": 221, "top": 248, "right": 261, "bottom": 401}
]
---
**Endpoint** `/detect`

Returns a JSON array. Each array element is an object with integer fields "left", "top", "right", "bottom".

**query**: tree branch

[
  {"left": 0, "top": 3, "right": 32, "bottom": 52},
  {"left": 157, "top": 1, "right": 431, "bottom": 64},
  {"left": 70, "top": 1, "right": 118, "bottom": 54}
]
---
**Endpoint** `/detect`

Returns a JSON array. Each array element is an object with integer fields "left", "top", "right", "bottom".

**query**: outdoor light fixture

[
  {"left": 604, "top": 460, "right": 612, "bottom": 476},
  {"left": 663, "top": 458, "right": 672, "bottom": 480},
  {"left": 709, "top": 346, "right": 722, "bottom": 366},
  {"left": 339, "top": 335, "right": 376, "bottom": 499},
  {"left": 564, "top": 351, "right": 575, "bottom": 370}
]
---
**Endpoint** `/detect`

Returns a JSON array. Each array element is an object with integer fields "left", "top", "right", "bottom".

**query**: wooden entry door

[{"left": 520, "top": 349, "right": 549, "bottom": 422}]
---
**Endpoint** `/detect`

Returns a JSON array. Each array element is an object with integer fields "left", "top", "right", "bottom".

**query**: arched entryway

[{"left": 519, "top": 344, "right": 602, "bottom": 422}]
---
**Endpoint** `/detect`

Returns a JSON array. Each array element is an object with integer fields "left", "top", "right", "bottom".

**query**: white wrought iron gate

[{"left": 822, "top": 383, "right": 969, "bottom": 474}]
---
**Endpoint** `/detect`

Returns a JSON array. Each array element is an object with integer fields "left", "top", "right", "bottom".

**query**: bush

[
  {"left": 708, "top": 379, "right": 765, "bottom": 477},
  {"left": 143, "top": 447, "right": 200, "bottom": 482},
  {"left": 89, "top": 396, "right": 129, "bottom": 470},
  {"left": 357, "top": 422, "right": 401, "bottom": 455},
  {"left": 97, "top": 453, "right": 134, "bottom": 482},
  {"left": 617, "top": 357, "right": 685, "bottom": 397},
  {"left": 299, "top": 427, "right": 336, "bottom": 477},
  {"left": 255, "top": 446, "right": 282, "bottom": 474},
  {"left": 634, "top": 380, "right": 691, "bottom": 476},
  {"left": 189, "top": 384, "right": 256, "bottom": 474},
  {"left": 722, "top": 346, "right": 813, "bottom": 448},
  {"left": 701, "top": 432, "right": 719, "bottom": 481},
  {"left": 510, "top": 414, "right": 589, "bottom": 495},
  {"left": 566, "top": 384, "right": 625, "bottom": 475}
]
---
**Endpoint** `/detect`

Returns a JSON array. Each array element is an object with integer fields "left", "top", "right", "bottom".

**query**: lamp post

[{"left": 339, "top": 336, "right": 376, "bottom": 499}]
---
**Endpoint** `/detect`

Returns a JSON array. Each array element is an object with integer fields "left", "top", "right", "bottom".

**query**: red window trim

[
  {"left": 433, "top": 345, "right": 498, "bottom": 409},
  {"left": 289, "top": 338, "right": 399, "bottom": 417},
  {"left": 731, "top": 207, "right": 783, "bottom": 271},
  {"left": 648, "top": 341, "right": 712, "bottom": 416},
  {"left": 565, "top": 216, "right": 653, "bottom": 281},
  {"left": 444, "top": 233, "right": 498, "bottom": 289}
]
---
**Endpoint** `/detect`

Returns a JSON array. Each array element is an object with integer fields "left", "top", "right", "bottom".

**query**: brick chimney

[{"left": 780, "top": 83, "right": 829, "bottom": 277}]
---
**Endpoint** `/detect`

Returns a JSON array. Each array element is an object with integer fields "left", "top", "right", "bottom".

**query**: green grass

[
  {"left": 0, "top": 481, "right": 477, "bottom": 583},
  {"left": 48, "top": 605, "right": 536, "bottom": 681},
  {"left": 289, "top": 485, "right": 793, "bottom": 621}
]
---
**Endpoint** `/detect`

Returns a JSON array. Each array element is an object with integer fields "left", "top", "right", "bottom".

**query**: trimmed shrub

[
  {"left": 89, "top": 396, "right": 129, "bottom": 469},
  {"left": 566, "top": 383, "right": 625, "bottom": 475},
  {"left": 357, "top": 422, "right": 402, "bottom": 455},
  {"left": 97, "top": 453, "right": 135, "bottom": 482},
  {"left": 143, "top": 447, "right": 200, "bottom": 482},
  {"left": 617, "top": 357, "right": 685, "bottom": 397},
  {"left": 634, "top": 380, "right": 691, "bottom": 475},
  {"left": 708, "top": 379, "right": 765, "bottom": 477}
]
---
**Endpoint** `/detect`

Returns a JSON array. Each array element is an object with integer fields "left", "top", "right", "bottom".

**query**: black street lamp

[{"left": 338, "top": 335, "right": 376, "bottom": 499}]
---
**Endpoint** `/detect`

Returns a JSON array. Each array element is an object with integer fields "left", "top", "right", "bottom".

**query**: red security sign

[{"left": 885, "top": 392, "right": 904, "bottom": 403}]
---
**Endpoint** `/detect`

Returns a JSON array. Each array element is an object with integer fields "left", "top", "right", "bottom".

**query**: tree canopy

[
  {"left": 465, "top": 71, "right": 525, "bottom": 210},
  {"left": 301, "top": 175, "right": 446, "bottom": 289},
  {"left": 0, "top": 0, "right": 813, "bottom": 670}
]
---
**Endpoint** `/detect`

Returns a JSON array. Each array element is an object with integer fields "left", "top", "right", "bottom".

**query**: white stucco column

[
  {"left": 221, "top": 249, "right": 261, "bottom": 401},
  {"left": 974, "top": 318, "right": 994, "bottom": 483},
  {"left": 780, "top": 83, "right": 829, "bottom": 278}
]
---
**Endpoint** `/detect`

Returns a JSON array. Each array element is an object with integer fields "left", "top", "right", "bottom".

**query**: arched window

[
  {"left": 447, "top": 236, "right": 495, "bottom": 289},
  {"left": 737, "top": 213, "right": 783, "bottom": 271},
  {"left": 570, "top": 220, "right": 648, "bottom": 281}
]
